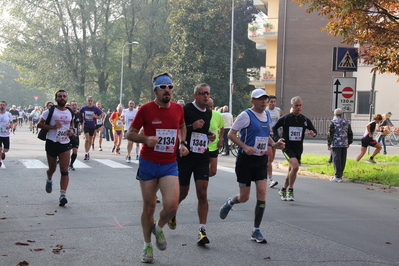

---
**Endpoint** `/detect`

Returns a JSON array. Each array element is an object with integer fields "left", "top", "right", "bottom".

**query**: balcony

[
  {"left": 248, "top": 66, "right": 276, "bottom": 86},
  {"left": 248, "top": 18, "right": 278, "bottom": 43}
]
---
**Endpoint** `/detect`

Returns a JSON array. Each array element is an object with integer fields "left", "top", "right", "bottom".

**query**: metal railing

[{"left": 305, "top": 118, "right": 399, "bottom": 140}]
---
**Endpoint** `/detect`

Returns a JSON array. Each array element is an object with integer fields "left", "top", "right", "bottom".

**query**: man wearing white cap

[
  {"left": 219, "top": 88, "right": 285, "bottom": 244},
  {"left": 9, "top": 105, "right": 19, "bottom": 135}
]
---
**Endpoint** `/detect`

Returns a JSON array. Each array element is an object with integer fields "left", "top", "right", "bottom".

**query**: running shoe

[
  {"left": 46, "top": 180, "right": 52, "bottom": 193},
  {"left": 286, "top": 190, "right": 294, "bottom": 201},
  {"left": 111, "top": 146, "right": 116, "bottom": 153},
  {"left": 167, "top": 216, "right": 176, "bottom": 230},
  {"left": 197, "top": 229, "right": 210, "bottom": 246},
  {"left": 141, "top": 244, "right": 154, "bottom": 264},
  {"left": 84, "top": 153, "right": 90, "bottom": 160},
  {"left": 251, "top": 229, "right": 267, "bottom": 243},
  {"left": 330, "top": 177, "right": 343, "bottom": 183},
  {"left": 136, "top": 155, "right": 139, "bottom": 160},
  {"left": 68, "top": 165, "right": 75, "bottom": 171},
  {"left": 368, "top": 157, "right": 377, "bottom": 164},
  {"left": 278, "top": 190, "right": 287, "bottom": 201},
  {"left": 152, "top": 221, "right": 167, "bottom": 250},
  {"left": 59, "top": 196, "right": 68, "bottom": 207},
  {"left": 269, "top": 180, "right": 278, "bottom": 188},
  {"left": 116, "top": 147, "right": 120, "bottom": 154},
  {"left": 98, "top": 146, "right": 103, "bottom": 151},
  {"left": 1, "top": 152, "right": 5, "bottom": 160},
  {"left": 219, "top": 197, "right": 232, "bottom": 219},
  {"left": 126, "top": 156, "right": 131, "bottom": 163}
]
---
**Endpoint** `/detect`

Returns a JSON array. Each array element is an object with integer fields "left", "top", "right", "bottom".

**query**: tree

[
  {"left": 294, "top": 0, "right": 399, "bottom": 75},
  {"left": 167, "top": 0, "right": 263, "bottom": 114}
]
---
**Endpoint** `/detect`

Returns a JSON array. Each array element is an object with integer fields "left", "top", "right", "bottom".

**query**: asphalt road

[{"left": 0, "top": 126, "right": 398, "bottom": 266}]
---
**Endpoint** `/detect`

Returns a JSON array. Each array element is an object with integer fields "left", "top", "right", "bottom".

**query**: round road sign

[{"left": 342, "top": 87, "right": 354, "bottom": 99}]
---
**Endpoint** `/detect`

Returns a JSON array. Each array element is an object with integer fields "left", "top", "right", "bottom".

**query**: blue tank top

[{"left": 238, "top": 110, "right": 271, "bottom": 155}]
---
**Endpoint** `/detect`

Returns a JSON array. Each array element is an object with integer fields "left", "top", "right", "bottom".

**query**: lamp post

[
  {"left": 119, "top": 41, "right": 139, "bottom": 105},
  {"left": 229, "top": 0, "right": 234, "bottom": 114}
]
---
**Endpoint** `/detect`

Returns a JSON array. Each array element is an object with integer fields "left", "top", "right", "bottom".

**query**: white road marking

[{"left": 93, "top": 159, "right": 132, "bottom": 168}]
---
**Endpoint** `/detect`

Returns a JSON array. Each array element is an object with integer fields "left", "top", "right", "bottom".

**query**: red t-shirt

[{"left": 131, "top": 101, "right": 184, "bottom": 164}]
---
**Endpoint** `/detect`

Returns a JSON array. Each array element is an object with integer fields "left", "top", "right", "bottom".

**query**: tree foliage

[
  {"left": 294, "top": 0, "right": 399, "bottom": 75},
  {"left": 167, "top": 0, "right": 263, "bottom": 114}
]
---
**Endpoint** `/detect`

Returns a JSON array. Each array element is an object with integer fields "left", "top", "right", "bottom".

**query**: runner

[
  {"left": 69, "top": 101, "right": 83, "bottom": 171},
  {"left": 272, "top": 96, "right": 317, "bottom": 201},
  {"left": 122, "top": 100, "right": 138, "bottom": 162},
  {"left": 92, "top": 101, "right": 105, "bottom": 151},
  {"left": 0, "top": 101, "right": 12, "bottom": 168},
  {"left": 126, "top": 73, "right": 188, "bottom": 264},
  {"left": 9, "top": 105, "right": 19, "bottom": 135},
  {"left": 37, "top": 90, "right": 74, "bottom": 206},
  {"left": 80, "top": 96, "right": 103, "bottom": 160},
  {"left": 219, "top": 89, "right": 285, "bottom": 243}
]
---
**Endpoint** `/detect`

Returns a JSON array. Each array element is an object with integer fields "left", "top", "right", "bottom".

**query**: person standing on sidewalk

[
  {"left": 37, "top": 90, "right": 74, "bottom": 206},
  {"left": 221, "top": 105, "right": 233, "bottom": 155},
  {"left": 219, "top": 89, "right": 285, "bottom": 244},
  {"left": 126, "top": 73, "right": 188, "bottom": 264},
  {"left": 80, "top": 96, "right": 103, "bottom": 160},
  {"left": 0, "top": 101, "right": 12, "bottom": 168},
  {"left": 272, "top": 96, "right": 317, "bottom": 201},
  {"left": 266, "top": 95, "right": 284, "bottom": 188},
  {"left": 171, "top": 83, "right": 215, "bottom": 246},
  {"left": 356, "top": 114, "right": 383, "bottom": 163},
  {"left": 327, "top": 108, "right": 353, "bottom": 183}
]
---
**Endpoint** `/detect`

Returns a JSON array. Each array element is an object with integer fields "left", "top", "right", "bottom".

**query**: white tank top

[{"left": 266, "top": 107, "right": 280, "bottom": 126}]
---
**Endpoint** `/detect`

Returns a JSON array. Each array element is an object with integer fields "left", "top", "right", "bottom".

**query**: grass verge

[{"left": 283, "top": 154, "right": 399, "bottom": 187}]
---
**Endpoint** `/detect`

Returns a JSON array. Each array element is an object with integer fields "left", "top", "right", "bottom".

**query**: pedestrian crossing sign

[{"left": 332, "top": 47, "right": 358, "bottom": 72}]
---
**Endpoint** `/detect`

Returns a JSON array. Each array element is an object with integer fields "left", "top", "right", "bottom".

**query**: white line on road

[
  {"left": 19, "top": 159, "right": 48, "bottom": 169},
  {"left": 93, "top": 159, "right": 132, "bottom": 168},
  {"left": 73, "top": 160, "right": 92, "bottom": 168}
]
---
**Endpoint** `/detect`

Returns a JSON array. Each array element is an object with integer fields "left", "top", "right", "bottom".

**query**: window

[{"left": 357, "top": 91, "right": 371, "bottom": 115}]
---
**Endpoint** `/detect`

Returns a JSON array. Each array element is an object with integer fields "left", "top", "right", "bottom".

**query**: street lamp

[
  {"left": 119, "top": 41, "right": 139, "bottom": 105},
  {"left": 229, "top": 0, "right": 234, "bottom": 114}
]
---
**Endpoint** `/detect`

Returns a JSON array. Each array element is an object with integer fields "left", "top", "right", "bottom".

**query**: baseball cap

[
  {"left": 334, "top": 108, "right": 343, "bottom": 115},
  {"left": 251, "top": 89, "right": 268, "bottom": 99},
  {"left": 387, "top": 111, "right": 392, "bottom": 115},
  {"left": 12, "top": 105, "right": 16, "bottom": 108}
]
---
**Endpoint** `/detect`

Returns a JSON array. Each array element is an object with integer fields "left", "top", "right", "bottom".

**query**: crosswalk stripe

[
  {"left": 19, "top": 159, "right": 48, "bottom": 169},
  {"left": 218, "top": 165, "right": 235, "bottom": 174},
  {"left": 93, "top": 159, "right": 132, "bottom": 168},
  {"left": 73, "top": 160, "right": 92, "bottom": 168}
]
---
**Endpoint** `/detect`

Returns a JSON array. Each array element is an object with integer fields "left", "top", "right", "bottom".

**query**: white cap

[{"left": 251, "top": 89, "right": 268, "bottom": 99}]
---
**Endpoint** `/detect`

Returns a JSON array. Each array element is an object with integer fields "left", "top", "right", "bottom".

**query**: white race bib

[
  {"left": 190, "top": 132, "right": 208, "bottom": 154},
  {"left": 289, "top": 126, "right": 302, "bottom": 141},
  {"left": 117, "top": 120, "right": 123, "bottom": 127},
  {"left": 254, "top": 136, "right": 268, "bottom": 156},
  {"left": 96, "top": 118, "right": 102, "bottom": 125},
  {"left": 154, "top": 129, "right": 177, "bottom": 153},
  {"left": 56, "top": 125, "right": 70, "bottom": 142}
]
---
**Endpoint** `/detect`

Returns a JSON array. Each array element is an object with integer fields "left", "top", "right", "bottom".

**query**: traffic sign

[
  {"left": 33, "top": 96, "right": 39, "bottom": 101},
  {"left": 332, "top": 77, "right": 356, "bottom": 113},
  {"left": 332, "top": 47, "right": 358, "bottom": 72}
]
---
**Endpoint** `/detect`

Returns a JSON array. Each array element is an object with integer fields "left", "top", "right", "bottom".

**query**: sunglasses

[
  {"left": 196, "top": 91, "right": 210, "bottom": 95},
  {"left": 154, "top": 84, "right": 174, "bottom": 90}
]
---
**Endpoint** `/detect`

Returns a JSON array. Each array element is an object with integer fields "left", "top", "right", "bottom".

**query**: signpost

[{"left": 332, "top": 77, "right": 356, "bottom": 113}]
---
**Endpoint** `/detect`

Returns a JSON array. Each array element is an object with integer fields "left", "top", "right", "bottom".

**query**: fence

[{"left": 305, "top": 118, "right": 399, "bottom": 140}]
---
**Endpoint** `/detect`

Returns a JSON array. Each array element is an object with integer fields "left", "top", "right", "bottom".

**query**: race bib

[
  {"left": 117, "top": 120, "right": 123, "bottom": 127},
  {"left": 56, "top": 125, "right": 70, "bottom": 142},
  {"left": 85, "top": 111, "right": 94, "bottom": 121},
  {"left": 154, "top": 129, "right": 177, "bottom": 153},
  {"left": 190, "top": 132, "right": 208, "bottom": 154},
  {"left": 254, "top": 136, "right": 268, "bottom": 156},
  {"left": 96, "top": 118, "right": 102, "bottom": 125},
  {"left": 289, "top": 126, "right": 302, "bottom": 141}
]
